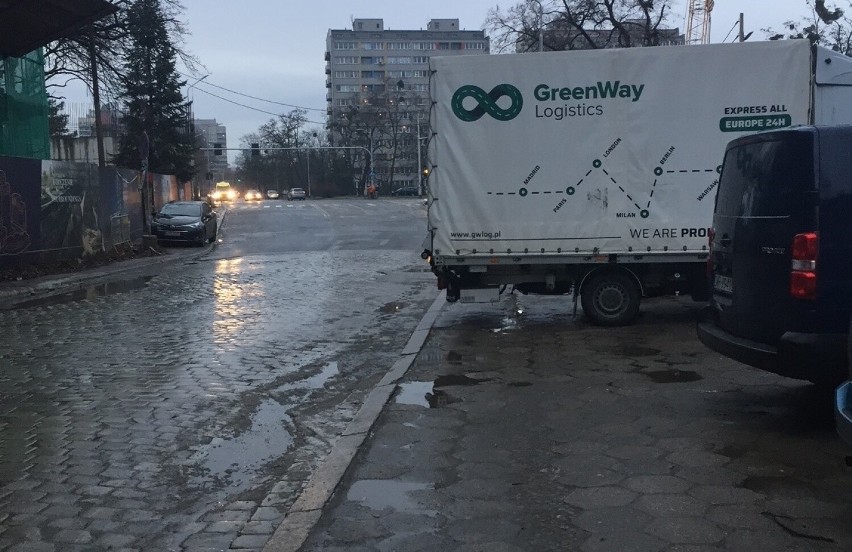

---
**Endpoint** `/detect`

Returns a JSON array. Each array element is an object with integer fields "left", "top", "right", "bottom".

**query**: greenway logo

[{"left": 452, "top": 84, "right": 523, "bottom": 122}]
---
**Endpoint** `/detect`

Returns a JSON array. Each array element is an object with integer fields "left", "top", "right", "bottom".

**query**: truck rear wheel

[{"left": 581, "top": 272, "right": 641, "bottom": 326}]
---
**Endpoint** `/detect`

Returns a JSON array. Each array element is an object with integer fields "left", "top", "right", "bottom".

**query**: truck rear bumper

[{"left": 696, "top": 318, "right": 847, "bottom": 385}]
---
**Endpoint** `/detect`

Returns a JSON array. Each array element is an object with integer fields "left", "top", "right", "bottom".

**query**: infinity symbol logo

[{"left": 452, "top": 84, "right": 524, "bottom": 122}]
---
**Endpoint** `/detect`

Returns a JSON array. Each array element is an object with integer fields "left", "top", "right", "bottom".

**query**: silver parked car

[{"left": 288, "top": 187, "right": 306, "bottom": 200}]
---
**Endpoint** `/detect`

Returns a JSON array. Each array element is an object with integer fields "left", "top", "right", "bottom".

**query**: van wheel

[{"left": 581, "top": 272, "right": 641, "bottom": 326}]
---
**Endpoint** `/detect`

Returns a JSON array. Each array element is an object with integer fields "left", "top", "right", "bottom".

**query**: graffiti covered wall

[{"left": 0, "top": 155, "right": 184, "bottom": 268}]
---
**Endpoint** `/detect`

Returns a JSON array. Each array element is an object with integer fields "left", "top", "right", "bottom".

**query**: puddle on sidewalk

[
  {"left": 11, "top": 276, "right": 153, "bottom": 309},
  {"left": 347, "top": 479, "right": 437, "bottom": 516},
  {"left": 642, "top": 369, "right": 703, "bottom": 383},
  {"left": 396, "top": 375, "right": 489, "bottom": 408},
  {"left": 191, "top": 399, "right": 293, "bottom": 492}
]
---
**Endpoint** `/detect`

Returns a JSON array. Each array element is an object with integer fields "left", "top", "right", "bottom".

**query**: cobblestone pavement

[
  {"left": 0, "top": 246, "right": 437, "bottom": 551},
  {"left": 303, "top": 294, "right": 852, "bottom": 552}
]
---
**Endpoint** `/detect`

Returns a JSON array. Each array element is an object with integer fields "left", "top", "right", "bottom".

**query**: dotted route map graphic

[{"left": 486, "top": 139, "right": 722, "bottom": 219}]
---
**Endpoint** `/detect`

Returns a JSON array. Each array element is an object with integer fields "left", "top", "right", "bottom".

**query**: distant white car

[
  {"left": 266, "top": 189, "right": 280, "bottom": 200},
  {"left": 288, "top": 187, "right": 306, "bottom": 200},
  {"left": 244, "top": 189, "right": 263, "bottom": 201}
]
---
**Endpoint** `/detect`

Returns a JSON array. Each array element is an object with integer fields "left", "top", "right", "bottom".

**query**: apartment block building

[{"left": 325, "top": 18, "right": 489, "bottom": 190}]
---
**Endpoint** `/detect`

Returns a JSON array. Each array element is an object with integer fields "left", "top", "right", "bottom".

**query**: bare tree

[
  {"left": 237, "top": 110, "right": 308, "bottom": 192},
  {"left": 767, "top": 0, "right": 852, "bottom": 55},
  {"left": 44, "top": 0, "right": 200, "bottom": 100},
  {"left": 486, "top": 0, "right": 678, "bottom": 53}
]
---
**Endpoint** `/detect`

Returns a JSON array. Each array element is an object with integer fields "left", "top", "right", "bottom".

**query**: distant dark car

[
  {"left": 150, "top": 201, "right": 217, "bottom": 246},
  {"left": 288, "top": 187, "right": 306, "bottom": 200},
  {"left": 266, "top": 189, "right": 280, "bottom": 200},
  {"left": 391, "top": 186, "right": 419, "bottom": 197},
  {"left": 697, "top": 125, "right": 852, "bottom": 387}
]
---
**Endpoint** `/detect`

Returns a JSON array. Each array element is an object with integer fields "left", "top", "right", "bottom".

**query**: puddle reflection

[
  {"left": 11, "top": 277, "right": 152, "bottom": 309},
  {"left": 191, "top": 399, "right": 293, "bottom": 492}
]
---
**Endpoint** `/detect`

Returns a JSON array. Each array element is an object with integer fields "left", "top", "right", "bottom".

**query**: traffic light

[
  {"left": 251, "top": 143, "right": 260, "bottom": 157},
  {"left": 213, "top": 143, "right": 222, "bottom": 156}
]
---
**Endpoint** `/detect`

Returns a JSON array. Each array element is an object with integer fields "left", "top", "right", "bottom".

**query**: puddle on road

[
  {"left": 378, "top": 301, "right": 406, "bottom": 314},
  {"left": 11, "top": 276, "right": 153, "bottom": 309},
  {"left": 191, "top": 399, "right": 293, "bottom": 492},
  {"left": 347, "top": 479, "right": 437, "bottom": 516},
  {"left": 275, "top": 362, "right": 339, "bottom": 393},
  {"left": 642, "top": 369, "right": 703, "bottom": 383}
]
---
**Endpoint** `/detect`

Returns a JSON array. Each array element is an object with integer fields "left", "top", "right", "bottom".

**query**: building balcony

[{"left": 324, "top": 51, "right": 330, "bottom": 61}]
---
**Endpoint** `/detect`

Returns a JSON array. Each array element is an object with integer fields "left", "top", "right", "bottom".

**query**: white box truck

[{"left": 423, "top": 40, "right": 852, "bottom": 325}]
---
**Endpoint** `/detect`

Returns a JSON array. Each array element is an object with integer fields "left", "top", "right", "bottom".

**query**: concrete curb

[{"left": 262, "top": 290, "right": 447, "bottom": 552}]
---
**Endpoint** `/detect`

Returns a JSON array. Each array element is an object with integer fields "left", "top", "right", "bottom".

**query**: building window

[
  {"left": 387, "top": 57, "right": 412, "bottom": 64},
  {"left": 336, "top": 85, "right": 359, "bottom": 92},
  {"left": 334, "top": 56, "right": 359, "bottom": 64},
  {"left": 414, "top": 42, "right": 435, "bottom": 50},
  {"left": 361, "top": 70, "right": 385, "bottom": 79},
  {"left": 335, "top": 42, "right": 356, "bottom": 50},
  {"left": 334, "top": 71, "right": 358, "bottom": 78},
  {"left": 413, "top": 56, "right": 429, "bottom": 64},
  {"left": 362, "top": 42, "right": 384, "bottom": 50}
]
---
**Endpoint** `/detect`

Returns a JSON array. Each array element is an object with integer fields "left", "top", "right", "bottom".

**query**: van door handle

[{"left": 719, "top": 237, "right": 732, "bottom": 247}]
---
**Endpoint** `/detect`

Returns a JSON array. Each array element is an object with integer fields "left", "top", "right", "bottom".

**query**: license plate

[
  {"left": 713, "top": 274, "right": 733, "bottom": 294},
  {"left": 165, "top": 231, "right": 181, "bottom": 237}
]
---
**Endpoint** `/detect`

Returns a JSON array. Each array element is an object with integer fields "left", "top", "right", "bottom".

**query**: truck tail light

[{"left": 790, "top": 231, "right": 818, "bottom": 300}]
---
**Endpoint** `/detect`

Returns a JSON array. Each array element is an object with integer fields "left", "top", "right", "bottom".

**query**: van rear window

[{"left": 715, "top": 136, "right": 813, "bottom": 218}]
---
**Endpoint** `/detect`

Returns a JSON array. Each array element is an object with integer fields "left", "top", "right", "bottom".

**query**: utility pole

[
  {"left": 738, "top": 13, "right": 745, "bottom": 42},
  {"left": 88, "top": 30, "right": 105, "bottom": 168}
]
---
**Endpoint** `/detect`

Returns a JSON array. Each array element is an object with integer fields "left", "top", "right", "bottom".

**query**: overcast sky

[{"left": 64, "top": 0, "right": 821, "bottom": 160}]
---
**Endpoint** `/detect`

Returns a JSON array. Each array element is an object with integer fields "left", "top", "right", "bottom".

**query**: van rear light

[{"left": 790, "top": 232, "right": 818, "bottom": 300}]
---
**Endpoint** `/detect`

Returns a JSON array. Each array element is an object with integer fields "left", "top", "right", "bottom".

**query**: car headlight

[
  {"left": 212, "top": 192, "right": 222, "bottom": 199},
  {"left": 189, "top": 221, "right": 204, "bottom": 228},
  {"left": 227, "top": 191, "right": 236, "bottom": 199}
]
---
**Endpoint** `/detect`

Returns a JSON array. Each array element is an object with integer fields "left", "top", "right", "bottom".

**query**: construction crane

[{"left": 685, "top": 0, "right": 714, "bottom": 45}]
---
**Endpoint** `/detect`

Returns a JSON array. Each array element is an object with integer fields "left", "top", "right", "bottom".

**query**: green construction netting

[{"left": 0, "top": 49, "right": 50, "bottom": 159}]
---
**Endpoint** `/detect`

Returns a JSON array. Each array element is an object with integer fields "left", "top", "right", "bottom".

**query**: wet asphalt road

[{"left": 0, "top": 198, "right": 437, "bottom": 551}]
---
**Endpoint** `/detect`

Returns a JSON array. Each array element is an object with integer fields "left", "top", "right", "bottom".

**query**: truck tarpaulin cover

[{"left": 428, "top": 40, "right": 812, "bottom": 257}]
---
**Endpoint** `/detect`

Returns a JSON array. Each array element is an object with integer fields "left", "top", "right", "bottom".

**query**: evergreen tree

[
  {"left": 48, "top": 98, "right": 72, "bottom": 137},
  {"left": 114, "top": 0, "right": 195, "bottom": 181}
]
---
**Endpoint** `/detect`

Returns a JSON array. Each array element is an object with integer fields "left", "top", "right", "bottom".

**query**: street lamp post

[
  {"left": 535, "top": 0, "right": 544, "bottom": 52},
  {"left": 356, "top": 130, "right": 375, "bottom": 197}
]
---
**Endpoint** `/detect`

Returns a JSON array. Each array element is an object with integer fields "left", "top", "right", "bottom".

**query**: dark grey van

[{"left": 697, "top": 125, "right": 852, "bottom": 386}]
